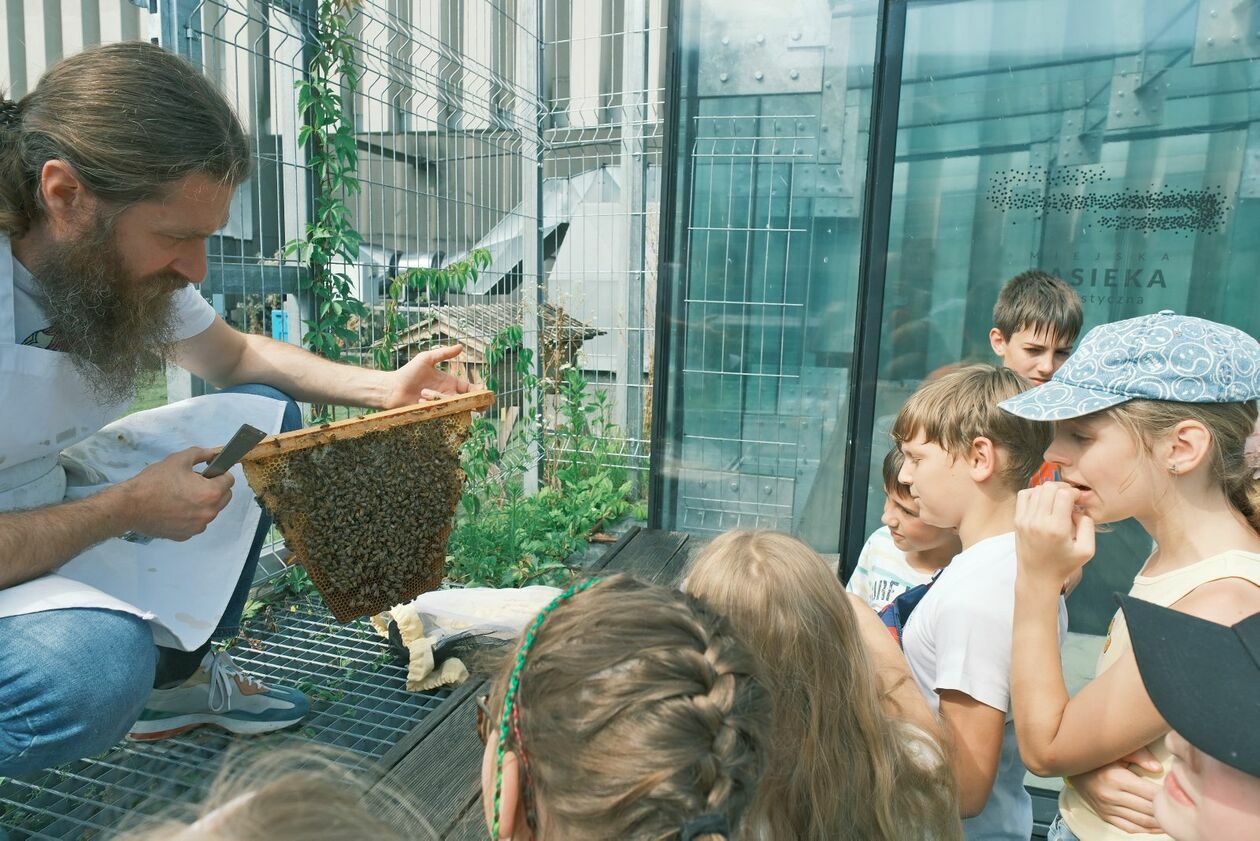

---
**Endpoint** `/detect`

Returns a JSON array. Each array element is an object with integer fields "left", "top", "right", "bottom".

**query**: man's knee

[{"left": 0, "top": 609, "right": 156, "bottom": 774}]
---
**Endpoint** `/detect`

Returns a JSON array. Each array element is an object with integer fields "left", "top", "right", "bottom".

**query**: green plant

[
  {"left": 373, "top": 248, "right": 493, "bottom": 371},
  {"left": 284, "top": 0, "right": 367, "bottom": 421},
  {"left": 446, "top": 346, "right": 635, "bottom": 589}
]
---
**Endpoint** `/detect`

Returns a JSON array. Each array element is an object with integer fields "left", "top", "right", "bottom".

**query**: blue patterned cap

[{"left": 999, "top": 311, "right": 1260, "bottom": 421}]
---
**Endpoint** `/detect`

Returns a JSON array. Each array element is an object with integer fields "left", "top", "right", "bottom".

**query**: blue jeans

[
  {"left": 1047, "top": 814, "right": 1081, "bottom": 841},
  {"left": 0, "top": 384, "right": 301, "bottom": 776},
  {"left": 211, "top": 384, "right": 303, "bottom": 639}
]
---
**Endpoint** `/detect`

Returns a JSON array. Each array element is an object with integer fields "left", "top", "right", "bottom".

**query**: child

[
  {"left": 991, "top": 270, "right": 1083, "bottom": 486},
  {"left": 848, "top": 447, "right": 961, "bottom": 612},
  {"left": 989, "top": 270, "right": 1082, "bottom": 387},
  {"left": 118, "top": 745, "right": 431, "bottom": 840},
  {"left": 893, "top": 364, "right": 1066, "bottom": 839},
  {"left": 1123, "top": 596, "right": 1260, "bottom": 841},
  {"left": 998, "top": 312, "right": 1260, "bottom": 841},
  {"left": 479, "top": 574, "right": 769, "bottom": 841},
  {"left": 685, "top": 530, "right": 961, "bottom": 841}
]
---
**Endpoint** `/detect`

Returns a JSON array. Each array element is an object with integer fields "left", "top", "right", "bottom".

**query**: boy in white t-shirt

[
  {"left": 847, "top": 447, "right": 960, "bottom": 612},
  {"left": 893, "top": 365, "right": 1068, "bottom": 840}
]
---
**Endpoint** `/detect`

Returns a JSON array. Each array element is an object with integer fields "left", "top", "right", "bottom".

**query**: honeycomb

[{"left": 240, "top": 392, "right": 492, "bottom": 622}]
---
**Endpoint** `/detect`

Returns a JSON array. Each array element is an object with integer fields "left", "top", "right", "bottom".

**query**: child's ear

[
  {"left": 1164, "top": 419, "right": 1213, "bottom": 476},
  {"left": 496, "top": 750, "right": 531, "bottom": 841},
  {"left": 968, "top": 436, "right": 1000, "bottom": 482},
  {"left": 989, "top": 327, "right": 1008, "bottom": 359}
]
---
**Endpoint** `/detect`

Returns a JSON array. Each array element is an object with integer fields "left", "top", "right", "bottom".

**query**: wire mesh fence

[
  {"left": 1, "top": 3, "right": 665, "bottom": 834},
  {"left": 537, "top": 0, "right": 667, "bottom": 485},
  {"left": 183, "top": 0, "right": 538, "bottom": 409},
  {"left": 152, "top": 0, "right": 666, "bottom": 578}
]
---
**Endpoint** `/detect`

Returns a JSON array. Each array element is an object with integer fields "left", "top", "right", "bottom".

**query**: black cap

[{"left": 1120, "top": 594, "right": 1260, "bottom": 777}]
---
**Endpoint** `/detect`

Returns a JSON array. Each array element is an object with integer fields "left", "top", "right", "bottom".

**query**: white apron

[{"left": 0, "top": 235, "right": 285, "bottom": 650}]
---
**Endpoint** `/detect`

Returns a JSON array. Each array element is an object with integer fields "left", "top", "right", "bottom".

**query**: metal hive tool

[{"left": 240, "top": 391, "right": 495, "bottom": 622}]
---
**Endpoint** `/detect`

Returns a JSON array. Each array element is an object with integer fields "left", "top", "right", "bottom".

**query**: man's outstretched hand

[{"left": 381, "top": 344, "right": 473, "bottom": 409}]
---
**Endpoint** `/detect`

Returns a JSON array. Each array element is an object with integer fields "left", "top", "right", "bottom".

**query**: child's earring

[{"left": 1168, "top": 463, "right": 1178, "bottom": 475}]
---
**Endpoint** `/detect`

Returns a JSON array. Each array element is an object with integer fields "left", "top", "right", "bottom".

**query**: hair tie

[
  {"left": 0, "top": 99, "right": 20, "bottom": 128},
  {"left": 680, "top": 813, "right": 729, "bottom": 841}
]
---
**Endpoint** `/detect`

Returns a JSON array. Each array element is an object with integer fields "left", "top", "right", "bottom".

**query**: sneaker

[{"left": 127, "top": 650, "right": 309, "bottom": 741}]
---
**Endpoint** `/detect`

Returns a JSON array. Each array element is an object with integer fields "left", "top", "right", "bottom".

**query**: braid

[
  {"left": 484, "top": 575, "right": 769, "bottom": 840},
  {"left": 676, "top": 606, "right": 758, "bottom": 819}
]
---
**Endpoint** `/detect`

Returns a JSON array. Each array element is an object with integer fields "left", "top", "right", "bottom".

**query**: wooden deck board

[
  {"left": 370, "top": 681, "right": 487, "bottom": 837},
  {"left": 448, "top": 799, "right": 492, "bottom": 840},
  {"left": 595, "top": 528, "right": 688, "bottom": 583},
  {"left": 652, "top": 536, "right": 696, "bottom": 587}
]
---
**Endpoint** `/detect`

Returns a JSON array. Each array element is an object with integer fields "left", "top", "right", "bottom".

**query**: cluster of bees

[{"left": 245, "top": 413, "right": 472, "bottom": 621}]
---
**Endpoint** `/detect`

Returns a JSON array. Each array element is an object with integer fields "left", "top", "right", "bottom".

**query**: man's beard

[{"left": 33, "top": 218, "right": 188, "bottom": 405}]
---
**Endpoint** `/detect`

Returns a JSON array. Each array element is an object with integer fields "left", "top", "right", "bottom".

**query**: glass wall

[
  {"left": 657, "top": 0, "right": 1260, "bottom": 637},
  {"left": 654, "top": 0, "right": 879, "bottom": 550},
  {"left": 865, "top": 0, "right": 1260, "bottom": 635}
]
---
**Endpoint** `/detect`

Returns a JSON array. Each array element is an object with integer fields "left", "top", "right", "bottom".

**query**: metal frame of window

[
  {"left": 836, "top": 0, "right": 907, "bottom": 580},
  {"left": 647, "top": 0, "right": 692, "bottom": 529}
]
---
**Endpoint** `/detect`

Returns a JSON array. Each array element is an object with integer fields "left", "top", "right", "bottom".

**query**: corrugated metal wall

[{"left": 1, "top": 0, "right": 148, "bottom": 98}]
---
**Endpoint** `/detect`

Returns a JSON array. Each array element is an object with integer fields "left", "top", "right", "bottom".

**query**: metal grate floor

[{"left": 0, "top": 598, "right": 450, "bottom": 840}]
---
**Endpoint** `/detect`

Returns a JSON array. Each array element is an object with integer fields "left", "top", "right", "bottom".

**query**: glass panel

[
  {"left": 656, "top": 0, "right": 879, "bottom": 550},
  {"left": 870, "top": 0, "right": 1260, "bottom": 791}
]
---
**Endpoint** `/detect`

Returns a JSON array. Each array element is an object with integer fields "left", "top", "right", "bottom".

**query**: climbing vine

[
  {"left": 285, "top": 0, "right": 367, "bottom": 419},
  {"left": 373, "top": 248, "right": 493, "bottom": 371}
]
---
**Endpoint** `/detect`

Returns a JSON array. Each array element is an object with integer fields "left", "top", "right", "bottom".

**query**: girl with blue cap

[{"left": 997, "top": 311, "right": 1260, "bottom": 841}]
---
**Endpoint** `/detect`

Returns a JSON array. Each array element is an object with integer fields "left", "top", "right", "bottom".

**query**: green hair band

[{"left": 491, "top": 576, "right": 601, "bottom": 839}]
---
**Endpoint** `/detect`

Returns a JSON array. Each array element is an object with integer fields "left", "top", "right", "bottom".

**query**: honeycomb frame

[{"left": 240, "top": 391, "right": 495, "bottom": 622}]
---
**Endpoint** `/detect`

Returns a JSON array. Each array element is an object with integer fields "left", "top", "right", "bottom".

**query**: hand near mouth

[{"left": 1014, "top": 481, "right": 1097, "bottom": 587}]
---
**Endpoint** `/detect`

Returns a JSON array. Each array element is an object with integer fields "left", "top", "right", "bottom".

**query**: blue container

[{"left": 271, "top": 309, "right": 289, "bottom": 343}]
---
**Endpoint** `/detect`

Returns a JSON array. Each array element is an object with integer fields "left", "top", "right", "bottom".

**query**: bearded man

[{"left": 0, "top": 42, "right": 470, "bottom": 774}]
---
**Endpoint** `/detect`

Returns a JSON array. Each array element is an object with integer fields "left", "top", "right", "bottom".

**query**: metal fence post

[
  {"left": 519, "top": 0, "right": 543, "bottom": 495},
  {"left": 619, "top": 0, "right": 649, "bottom": 490},
  {"left": 155, "top": 0, "right": 206, "bottom": 403}
]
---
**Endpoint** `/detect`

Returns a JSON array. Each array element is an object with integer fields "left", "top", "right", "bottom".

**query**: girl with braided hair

[
  {"left": 685, "top": 530, "right": 961, "bottom": 841},
  {"left": 478, "top": 574, "right": 770, "bottom": 841}
]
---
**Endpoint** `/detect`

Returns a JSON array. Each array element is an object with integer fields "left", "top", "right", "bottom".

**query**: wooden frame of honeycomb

[{"left": 239, "top": 391, "right": 495, "bottom": 622}]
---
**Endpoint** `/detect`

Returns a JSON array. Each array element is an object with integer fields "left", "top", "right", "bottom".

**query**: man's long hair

[{"left": 0, "top": 41, "right": 251, "bottom": 237}]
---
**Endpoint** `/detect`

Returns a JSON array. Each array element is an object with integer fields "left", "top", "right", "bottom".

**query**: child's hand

[
  {"left": 1014, "top": 481, "right": 1096, "bottom": 588},
  {"left": 1066, "top": 748, "right": 1164, "bottom": 834}
]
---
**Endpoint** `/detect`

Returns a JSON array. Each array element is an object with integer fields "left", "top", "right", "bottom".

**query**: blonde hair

[
  {"left": 0, "top": 42, "right": 250, "bottom": 237},
  {"left": 893, "top": 364, "right": 1051, "bottom": 491},
  {"left": 485, "top": 574, "right": 769, "bottom": 840},
  {"left": 684, "top": 531, "right": 961, "bottom": 841},
  {"left": 1107, "top": 399, "right": 1260, "bottom": 532},
  {"left": 113, "top": 746, "right": 432, "bottom": 841}
]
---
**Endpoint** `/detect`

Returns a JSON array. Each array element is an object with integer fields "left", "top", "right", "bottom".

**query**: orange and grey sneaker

[{"left": 127, "top": 650, "right": 309, "bottom": 741}]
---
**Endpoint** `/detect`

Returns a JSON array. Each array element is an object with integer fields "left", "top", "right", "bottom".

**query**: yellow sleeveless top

[{"left": 1059, "top": 550, "right": 1260, "bottom": 840}]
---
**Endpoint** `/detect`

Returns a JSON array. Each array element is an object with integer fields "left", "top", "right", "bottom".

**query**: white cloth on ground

[{"left": 371, "top": 585, "right": 562, "bottom": 691}]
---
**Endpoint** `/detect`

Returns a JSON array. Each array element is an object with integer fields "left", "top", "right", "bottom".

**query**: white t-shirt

[
  {"left": 12, "top": 256, "right": 216, "bottom": 351},
  {"left": 846, "top": 525, "right": 938, "bottom": 612},
  {"left": 903, "top": 532, "right": 1068, "bottom": 841}
]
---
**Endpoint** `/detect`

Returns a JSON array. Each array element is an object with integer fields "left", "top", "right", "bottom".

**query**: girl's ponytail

[{"left": 1234, "top": 415, "right": 1260, "bottom": 532}]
